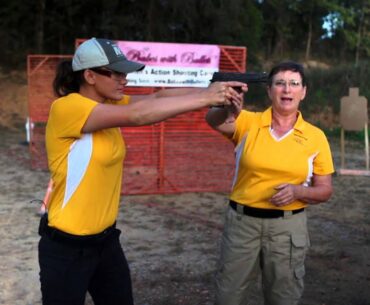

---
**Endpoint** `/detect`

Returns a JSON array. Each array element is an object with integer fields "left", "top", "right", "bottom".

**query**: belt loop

[
  {"left": 236, "top": 203, "right": 244, "bottom": 214},
  {"left": 283, "top": 210, "right": 293, "bottom": 219}
]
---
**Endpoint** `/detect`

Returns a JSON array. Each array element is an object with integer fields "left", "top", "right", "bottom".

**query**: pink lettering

[
  {"left": 181, "top": 52, "right": 211, "bottom": 64},
  {"left": 126, "top": 50, "right": 158, "bottom": 63},
  {"left": 160, "top": 55, "right": 177, "bottom": 63}
]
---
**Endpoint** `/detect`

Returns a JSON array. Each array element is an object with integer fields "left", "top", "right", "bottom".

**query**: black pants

[{"left": 38, "top": 226, "right": 134, "bottom": 305}]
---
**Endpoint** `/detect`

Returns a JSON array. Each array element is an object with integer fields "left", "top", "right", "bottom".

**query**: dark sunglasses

[{"left": 89, "top": 68, "right": 127, "bottom": 80}]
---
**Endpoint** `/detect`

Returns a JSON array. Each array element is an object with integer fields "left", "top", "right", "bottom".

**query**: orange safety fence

[{"left": 27, "top": 45, "right": 246, "bottom": 194}]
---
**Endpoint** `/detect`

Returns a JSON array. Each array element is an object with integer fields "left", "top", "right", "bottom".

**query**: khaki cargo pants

[{"left": 215, "top": 205, "right": 310, "bottom": 305}]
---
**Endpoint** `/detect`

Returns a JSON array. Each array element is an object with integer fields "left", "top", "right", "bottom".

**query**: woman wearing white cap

[{"left": 38, "top": 37, "right": 247, "bottom": 305}]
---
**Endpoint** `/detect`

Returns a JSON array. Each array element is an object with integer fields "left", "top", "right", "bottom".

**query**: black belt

[
  {"left": 229, "top": 200, "right": 304, "bottom": 218},
  {"left": 40, "top": 214, "right": 117, "bottom": 245}
]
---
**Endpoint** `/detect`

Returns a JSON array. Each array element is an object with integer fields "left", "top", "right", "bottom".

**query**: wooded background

[
  {"left": 1, "top": 0, "right": 369, "bottom": 68},
  {"left": 0, "top": 0, "right": 369, "bottom": 129}
]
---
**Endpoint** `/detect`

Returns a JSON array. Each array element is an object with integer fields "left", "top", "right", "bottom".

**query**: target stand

[{"left": 338, "top": 87, "right": 370, "bottom": 176}]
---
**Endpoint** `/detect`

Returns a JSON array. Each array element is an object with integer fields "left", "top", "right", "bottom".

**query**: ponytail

[{"left": 53, "top": 60, "right": 84, "bottom": 97}]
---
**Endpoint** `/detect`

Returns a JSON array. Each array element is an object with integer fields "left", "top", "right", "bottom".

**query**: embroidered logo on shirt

[{"left": 293, "top": 132, "right": 308, "bottom": 145}]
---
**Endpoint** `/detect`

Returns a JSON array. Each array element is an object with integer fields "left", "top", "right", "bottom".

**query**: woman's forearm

[
  {"left": 295, "top": 184, "right": 333, "bottom": 204},
  {"left": 154, "top": 87, "right": 204, "bottom": 98}
]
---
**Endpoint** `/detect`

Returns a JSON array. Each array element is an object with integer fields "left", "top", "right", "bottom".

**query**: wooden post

[
  {"left": 365, "top": 123, "right": 369, "bottom": 171},
  {"left": 340, "top": 128, "right": 345, "bottom": 170}
]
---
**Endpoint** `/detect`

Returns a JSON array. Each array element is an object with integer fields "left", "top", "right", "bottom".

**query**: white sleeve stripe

[
  {"left": 303, "top": 152, "right": 318, "bottom": 187},
  {"left": 231, "top": 135, "right": 247, "bottom": 190}
]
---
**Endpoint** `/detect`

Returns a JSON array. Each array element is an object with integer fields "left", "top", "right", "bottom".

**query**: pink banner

[{"left": 117, "top": 41, "right": 220, "bottom": 68}]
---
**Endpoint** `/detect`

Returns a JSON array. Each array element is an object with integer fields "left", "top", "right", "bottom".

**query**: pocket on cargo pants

[
  {"left": 288, "top": 233, "right": 310, "bottom": 303},
  {"left": 291, "top": 233, "right": 310, "bottom": 278}
]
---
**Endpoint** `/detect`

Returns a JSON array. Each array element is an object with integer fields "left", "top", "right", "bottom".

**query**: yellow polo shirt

[
  {"left": 230, "top": 107, "right": 334, "bottom": 210},
  {"left": 45, "top": 93, "right": 130, "bottom": 235}
]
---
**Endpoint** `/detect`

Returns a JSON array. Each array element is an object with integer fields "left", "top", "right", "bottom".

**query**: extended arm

[
  {"left": 205, "top": 85, "right": 246, "bottom": 137},
  {"left": 205, "top": 107, "right": 237, "bottom": 138},
  {"left": 82, "top": 82, "right": 245, "bottom": 133},
  {"left": 130, "top": 87, "right": 204, "bottom": 102}
]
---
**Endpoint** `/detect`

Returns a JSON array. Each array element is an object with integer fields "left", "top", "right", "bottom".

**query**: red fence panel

[{"left": 27, "top": 45, "right": 246, "bottom": 194}]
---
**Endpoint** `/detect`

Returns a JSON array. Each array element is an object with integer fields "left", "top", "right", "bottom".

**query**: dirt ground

[
  {"left": 0, "top": 72, "right": 369, "bottom": 305},
  {"left": 0, "top": 127, "right": 369, "bottom": 305}
]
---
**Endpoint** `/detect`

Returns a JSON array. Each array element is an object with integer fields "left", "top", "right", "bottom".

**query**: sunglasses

[{"left": 90, "top": 68, "right": 127, "bottom": 81}]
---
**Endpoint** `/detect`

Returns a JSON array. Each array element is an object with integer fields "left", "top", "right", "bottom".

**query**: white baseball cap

[{"left": 72, "top": 38, "right": 145, "bottom": 73}]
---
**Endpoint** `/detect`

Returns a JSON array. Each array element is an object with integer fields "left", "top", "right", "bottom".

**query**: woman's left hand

[
  {"left": 269, "top": 183, "right": 300, "bottom": 207},
  {"left": 224, "top": 86, "right": 245, "bottom": 123}
]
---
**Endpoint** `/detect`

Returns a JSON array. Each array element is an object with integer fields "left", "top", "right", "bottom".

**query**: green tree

[
  {"left": 322, "top": 0, "right": 370, "bottom": 65},
  {"left": 256, "top": 0, "right": 335, "bottom": 62},
  {"left": 289, "top": 0, "right": 332, "bottom": 61}
]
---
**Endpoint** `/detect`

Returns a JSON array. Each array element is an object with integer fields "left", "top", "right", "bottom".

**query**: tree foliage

[{"left": 0, "top": 0, "right": 367, "bottom": 69}]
